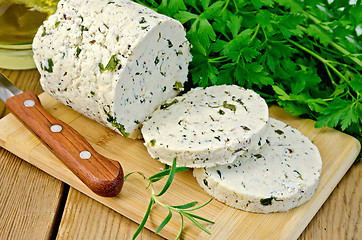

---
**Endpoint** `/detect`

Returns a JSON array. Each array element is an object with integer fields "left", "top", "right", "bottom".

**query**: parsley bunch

[{"left": 135, "top": 0, "right": 362, "bottom": 154}]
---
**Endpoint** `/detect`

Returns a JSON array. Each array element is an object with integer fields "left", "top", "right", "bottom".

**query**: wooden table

[{"left": 0, "top": 68, "right": 360, "bottom": 240}]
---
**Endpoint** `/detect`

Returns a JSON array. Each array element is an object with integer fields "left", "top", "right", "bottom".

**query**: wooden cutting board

[{"left": 0, "top": 93, "right": 360, "bottom": 240}]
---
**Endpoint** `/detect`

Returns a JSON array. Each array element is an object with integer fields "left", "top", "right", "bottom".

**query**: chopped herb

[
  {"left": 235, "top": 99, "right": 244, "bottom": 105},
  {"left": 139, "top": 17, "right": 147, "bottom": 24},
  {"left": 223, "top": 101, "right": 236, "bottom": 112},
  {"left": 55, "top": 21, "right": 60, "bottom": 28},
  {"left": 98, "top": 63, "right": 105, "bottom": 72},
  {"left": 141, "top": 25, "right": 149, "bottom": 30},
  {"left": 80, "top": 25, "right": 88, "bottom": 32},
  {"left": 41, "top": 27, "right": 47, "bottom": 37},
  {"left": 241, "top": 125, "right": 250, "bottom": 131},
  {"left": 154, "top": 56, "right": 159, "bottom": 65},
  {"left": 160, "top": 99, "right": 179, "bottom": 110},
  {"left": 44, "top": 58, "right": 54, "bottom": 73},
  {"left": 214, "top": 136, "right": 221, "bottom": 141},
  {"left": 260, "top": 196, "right": 282, "bottom": 206},
  {"left": 218, "top": 109, "right": 225, "bottom": 115},
  {"left": 167, "top": 39, "right": 173, "bottom": 48},
  {"left": 76, "top": 47, "right": 82, "bottom": 58},
  {"left": 176, "top": 50, "right": 183, "bottom": 56},
  {"left": 216, "top": 170, "right": 222, "bottom": 178},
  {"left": 294, "top": 170, "right": 303, "bottom": 180},
  {"left": 254, "top": 154, "right": 263, "bottom": 158},
  {"left": 203, "top": 179, "right": 209, "bottom": 187},
  {"left": 99, "top": 54, "right": 120, "bottom": 73},
  {"left": 90, "top": 90, "right": 95, "bottom": 96},
  {"left": 173, "top": 81, "right": 183, "bottom": 91},
  {"left": 260, "top": 197, "right": 273, "bottom": 206},
  {"left": 275, "top": 129, "right": 284, "bottom": 135},
  {"left": 234, "top": 98, "right": 248, "bottom": 111},
  {"left": 150, "top": 139, "right": 156, "bottom": 146},
  {"left": 103, "top": 106, "right": 130, "bottom": 137}
]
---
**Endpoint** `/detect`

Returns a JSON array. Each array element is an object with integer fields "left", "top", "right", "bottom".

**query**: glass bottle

[{"left": 0, "top": 0, "right": 58, "bottom": 69}]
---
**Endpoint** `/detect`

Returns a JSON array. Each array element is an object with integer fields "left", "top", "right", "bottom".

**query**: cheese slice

[
  {"left": 193, "top": 118, "right": 322, "bottom": 213},
  {"left": 33, "top": 0, "right": 191, "bottom": 138},
  {"left": 141, "top": 85, "right": 269, "bottom": 167}
]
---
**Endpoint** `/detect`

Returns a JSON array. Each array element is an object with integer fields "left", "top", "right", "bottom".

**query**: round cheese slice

[
  {"left": 193, "top": 118, "right": 322, "bottom": 213},
  {"left": 33, "top": 0, "right": 191, "bottom": 139},
  {"left": 141, "top": 85, "right": 269, "bottom": 167}
]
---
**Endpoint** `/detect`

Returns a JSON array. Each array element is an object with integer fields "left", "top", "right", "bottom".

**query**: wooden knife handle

[{"left": 6, "top": 91, "right": 123, "bottom": 197}]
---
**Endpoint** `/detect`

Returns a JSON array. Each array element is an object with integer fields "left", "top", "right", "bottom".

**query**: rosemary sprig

[{"left": 124, "top": 158, "right": 214, "bottom": 239}]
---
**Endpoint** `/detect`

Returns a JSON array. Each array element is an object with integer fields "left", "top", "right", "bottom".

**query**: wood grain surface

[
  {"left": 0, "top": 68, "right": 361, "bottom": 240},
  {"left": 56, "top": 187, "right": 164, "bottom": 240}
]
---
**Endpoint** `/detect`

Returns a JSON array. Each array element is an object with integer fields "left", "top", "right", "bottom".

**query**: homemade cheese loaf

[
  {"left": 33, "top": 0, "right": 191, "bottom": 138},
  {"left": 141, "top": 85, "right": 269, "bottom": 167},
  {"left": 193, "top": 118, "right": 322, "bottom": 213}
]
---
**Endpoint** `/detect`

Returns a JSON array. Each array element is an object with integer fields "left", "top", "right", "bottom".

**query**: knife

[{"left": 0, "top": 73, "right": 123, "bottom": 197}]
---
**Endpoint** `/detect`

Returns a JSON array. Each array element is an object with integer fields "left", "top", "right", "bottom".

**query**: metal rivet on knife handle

[
  {"left": 50, "top": 124, "right": 63, "bottom": 133},
  {"left": 24, "top": 99, "right": 35, "bottom": 107},
  {"left": 80, "top": 151, "right": 92, "bottom": 159}
]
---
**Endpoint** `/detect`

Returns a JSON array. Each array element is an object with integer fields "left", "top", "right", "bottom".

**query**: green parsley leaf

[
  {"left": 134, "top": 0, "right": 362, "bottom": 156},
  {"left": 99, "top": 54, "right": 120, "bottom": 73}
]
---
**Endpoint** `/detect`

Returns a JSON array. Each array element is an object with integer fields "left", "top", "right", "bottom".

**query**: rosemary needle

[{"left": 125, "top": 158, "right": 214, "bottom": 239}]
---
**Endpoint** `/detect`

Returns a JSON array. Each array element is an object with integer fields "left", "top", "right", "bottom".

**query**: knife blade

[{"left": 0, "top": 73, "right": 123, "bottom": 197}]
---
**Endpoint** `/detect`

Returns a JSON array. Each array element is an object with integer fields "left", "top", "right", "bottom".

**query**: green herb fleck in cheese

[
  {"left": 99, "top": 54, "right": 120, "bottom": 73},
  {"left": 44, "top": 58, "right": 54, "bottom": 73},
  {"left": 104, "top": 107, "right": 130, "bottom": 138}
]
